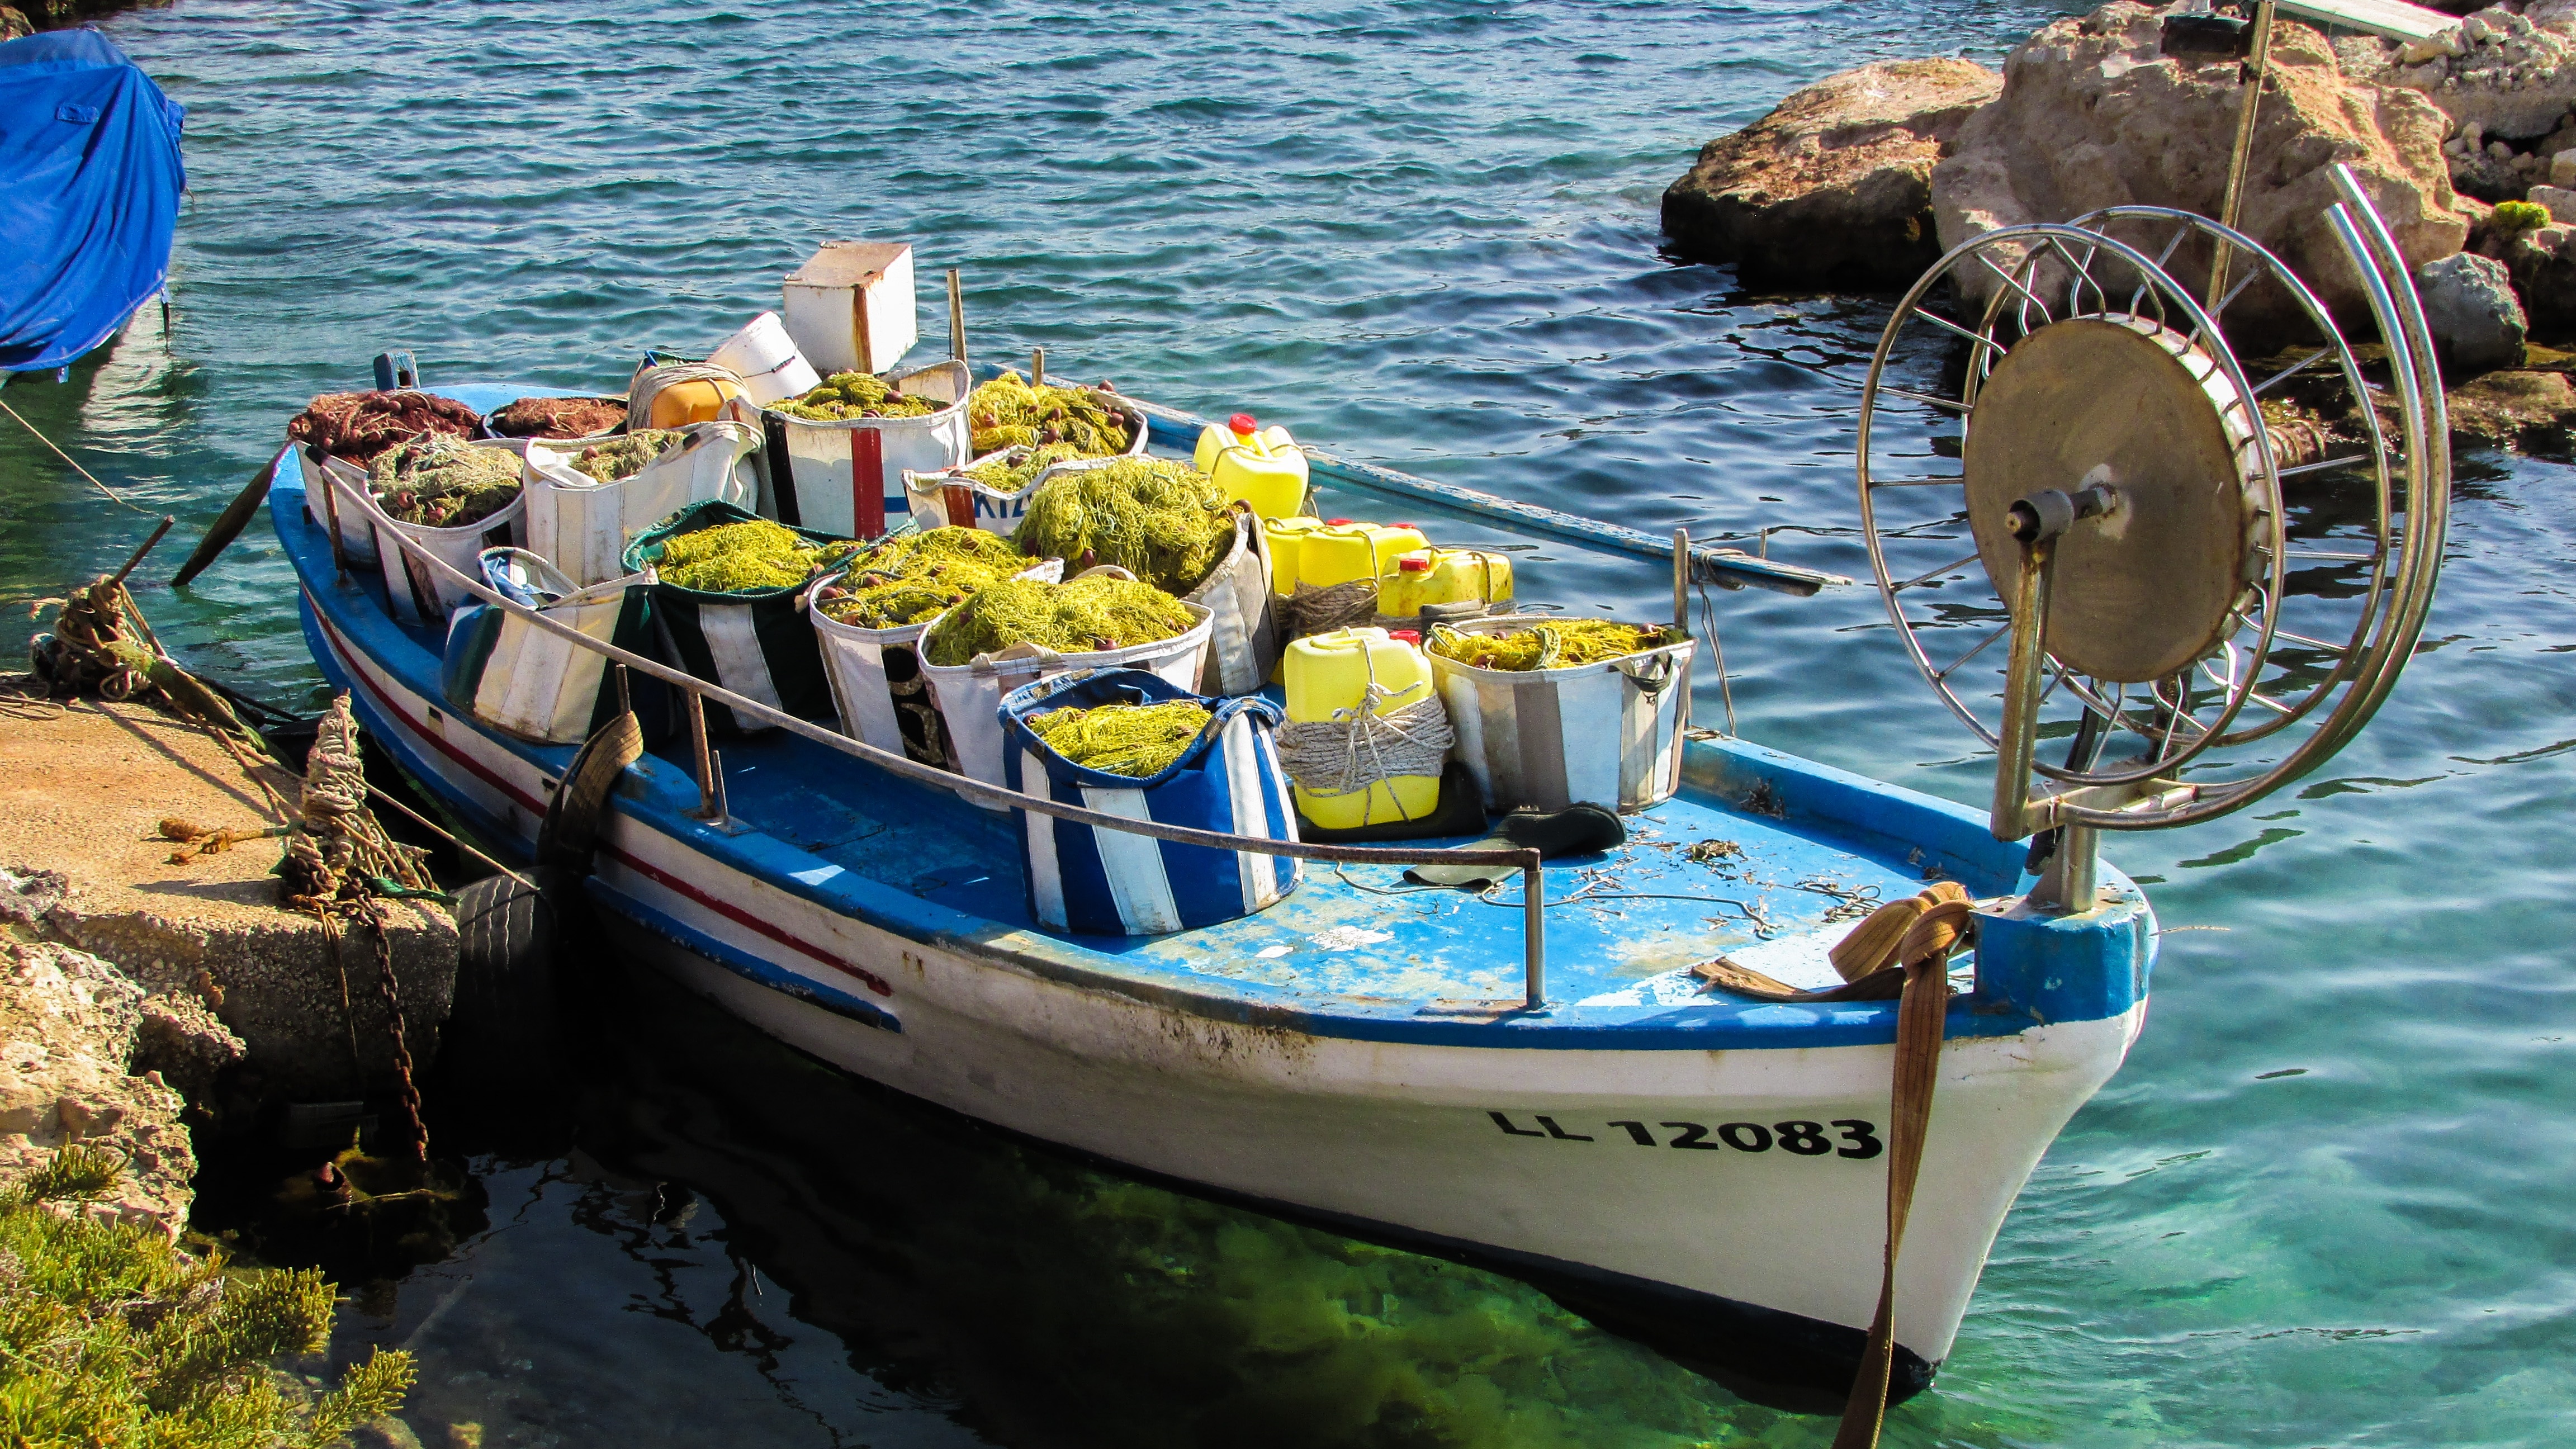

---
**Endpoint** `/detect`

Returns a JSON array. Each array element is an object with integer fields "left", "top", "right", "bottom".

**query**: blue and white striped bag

[{"left": 1001, "top": 670, "right": 1301, "bottom": 936}]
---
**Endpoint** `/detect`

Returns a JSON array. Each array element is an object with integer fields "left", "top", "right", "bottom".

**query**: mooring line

[{"left": 0, "top": 396, "right": 157, "bottom": 517}]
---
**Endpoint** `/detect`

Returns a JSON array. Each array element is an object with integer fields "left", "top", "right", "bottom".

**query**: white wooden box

[{"left": 782, "top": 241, "right": 917, "bottom": 376}]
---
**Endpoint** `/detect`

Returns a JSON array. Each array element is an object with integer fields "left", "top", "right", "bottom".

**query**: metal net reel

[{"left": 1854, "top": 165, "right": 2448, "bottom": 907}]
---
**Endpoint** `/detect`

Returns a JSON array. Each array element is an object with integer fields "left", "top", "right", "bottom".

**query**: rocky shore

[{"left": 1661, "top": 0, "right": 2576, "bottom": 449}]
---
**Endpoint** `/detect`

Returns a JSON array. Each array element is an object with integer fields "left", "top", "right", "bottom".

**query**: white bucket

[
  {"left": 369, "top": 437, "right": 531, "bottom": 625},
  {"left": 296, "top": 446, "right": 380, "bottom": 566},
  {"left": 809, "top": 556, "right": 1064, "bottom": 765},
  {"left": 1428, "top": 617, "right": 1697, "bottom": 813},
  {"left": 736, "top": 358, "right": 971, "bottom": 539},
  {"left": 898, "top": 398, "right": 1152, "bottom": 533},
  {"left": 1182, "top": 513, "right": 1277, "bottom": 697},
  {"left": 920, "top": 593, "right": 1214, "bottom": 805},
  {"left": 707, "top": 311, "right": 820, "bottom": 408},
  {"left": 523, "top": 421, "right": 761, "bottom": 587},
  {"left": 446, "top": 548, "right": 643, "bottom": 745}
]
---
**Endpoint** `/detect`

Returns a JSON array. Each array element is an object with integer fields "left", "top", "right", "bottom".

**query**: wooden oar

[{"left": 169, "top": 446, "right": 285, "bottom": 587}]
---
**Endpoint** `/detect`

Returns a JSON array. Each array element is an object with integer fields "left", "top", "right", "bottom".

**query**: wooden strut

[
  {"left": 2207, "top": 0, "right": 2279, "bottom": 311},
  {"left": 1832, "top": 898, "right": 1971, "bottom": 1449}
]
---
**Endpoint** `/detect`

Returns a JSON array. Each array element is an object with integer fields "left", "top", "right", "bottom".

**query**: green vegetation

[
  {"left": 1427, "top": 619, "right": 1674, "bottom": 671},
  {"left": 2492, "top": 200, "right": 2550, "bottom": 236},
  {"left": 1025, "top": 700, "right": 1213, "bottom": 777},
  {"left": 368, "top": 435, "right": 521, "bottom": 529},
  {"left": 0, "top": 1145, "right": 413, "bottom": 1448},
  {"left": 771, "top": 371, "right": 939, "bottom": 423},
  {"left": 655, "top": 518, "right": 847, "bottom": 594},
  {"left": 922, "top": 574, "right": 1197, "bottom": 667},
  {"left": 815, "top": 527, "right": 1030, "bottom": 629},
  {"left": 966, "top": 371, "right": 1135, "bottom": 457},
  {"left": 566, "top": 428, "right": 682, "bottom": 483},
  {"left": 1014, "top": 457, "right": 1237, "bottom": 594}
]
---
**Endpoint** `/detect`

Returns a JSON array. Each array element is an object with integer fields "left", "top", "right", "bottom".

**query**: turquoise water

[{"left": 6, "top": 0, "right": 2574, "bottom": 1442}]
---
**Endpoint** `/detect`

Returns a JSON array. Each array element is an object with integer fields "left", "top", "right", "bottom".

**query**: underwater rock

[
  {"left": 1933, "top": 3, "right": 2468, "bottom": 344},
  {"left": 1661, "top": 58, "right": 2001, "bottom": 287},
  {"left": 2446, "top": 367, "right": 2576, "bottom": 450},
  {"left": 0, "top": 937, "right": 196, "bottom": 1237},
  {"left": 2417, "top": 252, "right": 2529, "bottom": 373}
]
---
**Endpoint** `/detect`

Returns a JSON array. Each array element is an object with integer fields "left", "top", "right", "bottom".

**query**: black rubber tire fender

[{"left": 442, "top": 873, "right": 556, "bottom": 1071}]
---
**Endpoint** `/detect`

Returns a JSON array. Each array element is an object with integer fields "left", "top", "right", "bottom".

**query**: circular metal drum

[{"left": 1961, "top": 315, "right": 2262, "bottom": 685}]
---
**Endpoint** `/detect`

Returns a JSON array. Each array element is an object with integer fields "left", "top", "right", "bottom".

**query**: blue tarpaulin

[{"left": 0, "top": 30, "right": 184, "bottom": 375}]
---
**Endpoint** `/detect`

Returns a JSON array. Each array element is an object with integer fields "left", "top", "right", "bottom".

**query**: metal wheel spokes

[{"left": 1855, "top": 174, "right": 2445, "bottom": 832}]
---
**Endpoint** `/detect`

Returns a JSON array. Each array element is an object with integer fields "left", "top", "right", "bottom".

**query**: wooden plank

[{"left": 2274, "top": 0, "right": 2452, "bottom": 42}]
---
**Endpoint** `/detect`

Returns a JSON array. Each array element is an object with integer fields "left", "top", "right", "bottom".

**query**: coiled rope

[
  {"left": 1273, "top": 682, "right": 1454, "bottom": 821},
  {"left": 626, "top": 360, "right": 749, "bottom": 433}
]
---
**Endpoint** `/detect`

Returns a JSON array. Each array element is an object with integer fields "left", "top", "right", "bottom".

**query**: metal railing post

[
  {"left": 1522, "top": 850, "right": 1546, "bottom": 1010},
  {"left": 684, "top": 691, "right": 719, "bottom": 821}
]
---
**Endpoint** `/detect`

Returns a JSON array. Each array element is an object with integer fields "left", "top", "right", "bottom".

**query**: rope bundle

[
  {"left": 1274, "top": 688, "right": 1454, "bottom": 817},
  {"left": 625, "top": 361, "right": 747, "bottom": 434},
  {"left": 1278, "top": 579, "right": 1379, "bottom": 642}
]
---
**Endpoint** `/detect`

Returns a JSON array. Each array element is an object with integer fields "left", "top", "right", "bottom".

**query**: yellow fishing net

[
  {"left": 967, "top": 370, "right": 1135, "bottom": 457},
  {"left": 923, "top": 574, "right": 1197, "bottom": 667},
  {"left": 962, "top": 441, "right": 1087, "bottom": 493},
  {"left": 370, "top": 435, "right": 523, "bottom": 528},
  {"left": 569, "top": 428, "right": 683, "bottom": 483},
  {"left": 773, "top": 371, "right": 940, "bottom": 423},
  {"left": 1427, "top": 619, "right": 1674, "bottom": 671},
  {"left": 815, "top": 527, "right": 1030, "bottom": 629},
  {"left": 1013, "top": 458, "right": 1236, "bottom": 595},
  {"left": 656, "top": 518, "right": 850, "bottom": 593},
  {"left": 1026, "top": 701, "right": 1214, "bottom": 778}
]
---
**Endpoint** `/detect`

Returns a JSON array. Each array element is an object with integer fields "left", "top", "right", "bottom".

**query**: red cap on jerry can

[
  {"left": 1388, "top": 629, "right": 1422, "bottom": 645},
  {"left": 1228, "top": 413, "right": 1258, "bottom": 434},
  {"left": 1398, "top": 556, "right": 1431, "bottom": 572}
]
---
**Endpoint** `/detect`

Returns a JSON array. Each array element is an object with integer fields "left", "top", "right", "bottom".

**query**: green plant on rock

[
  {"left": 2492, "top": 200, "right": 2551, "bottom": 237},
  {"left": 0, "top": 1145, "right": 414, "bottom": 1447}
]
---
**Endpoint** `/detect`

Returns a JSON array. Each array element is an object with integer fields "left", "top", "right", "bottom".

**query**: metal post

[
  {"left": 947, "top": 268, "right": 968, "bottom": 368},
  {"left": 706, "top": 747, "right": 730, "bottom": 825},
  {"left": 2207, "top": 0, "right": 2276, "bottom": 311},
  {"left": 311, "top": 446, "right": 349, "bottom": 582},
  {"left": 2031, "top": 821, "right": 2100, "bottom": 912},
  {"left": 1522, "top": 850, "right": 1546, "bottom": 1010},
  {"left": 1032, "top": 347, "right": 1046, "bottom": 388},
  {"left": 613, "top": 663, "right": 631, "bottom": 718},
  {"left": 1673, "top": 527, "right": 1689, "bottom": 628},
  {"left": 684, "top": 690, "right": 719, "bottom": 820},
  {"left": 1992, "top": 537, "right": 2053, "bottom": 840}
]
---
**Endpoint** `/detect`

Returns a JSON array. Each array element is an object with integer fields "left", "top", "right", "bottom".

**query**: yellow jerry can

[
  {"left": 1377, "top": 547, "right": 1515, "bottom": 618},
  {"left": 1196, "top": 413, "right": 1310, "bottom": 519},
  {"left": 1284, "top": 626, "right": 1443, "bottom": 829}
]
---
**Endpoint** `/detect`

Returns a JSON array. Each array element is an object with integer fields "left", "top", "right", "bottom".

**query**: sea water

[{"left": 4, "top": 0, "right": 2572, "bottom": 1443}]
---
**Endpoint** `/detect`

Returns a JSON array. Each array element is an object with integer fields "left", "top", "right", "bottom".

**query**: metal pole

[
  {"left": 947, "top": 268, "right": 968, "bottom": 369},
  {"left": 2207, "top": 0, "right": 2276, "bottom": 311},
  {"left": 684, "top": 690, "right": 719, "bottom": 820},
  {"left": 1991, "top": 538, "right": 2053, "bottom": 840},
  {"left": 1522, "top": 851, "right": 1546, "bottom": 1010},
  {"left": 1032, "top": 347, "right": 1046, "bottom": 388},
  {"left": 2032, "top": 821, "right": 2100, "bottom": 912},
  {"left": 706, "top": 747, "right": 730, "bottom": 825},
  {"left": 1673, "top": 527, "right": 1690, "bottom": 628}
]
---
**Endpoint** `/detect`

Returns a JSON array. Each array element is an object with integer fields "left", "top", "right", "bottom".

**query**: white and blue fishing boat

[{"left": 257, "top": 167, "right": 2446, "bottom": 1426}]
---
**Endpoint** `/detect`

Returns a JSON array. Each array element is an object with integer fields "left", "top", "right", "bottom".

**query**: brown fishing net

[
  {"left": 286, "top": 391, "right": 482, "bottom": 466},
  {"left": 487, "top": 395, "right": 628, "bottom": 439}
]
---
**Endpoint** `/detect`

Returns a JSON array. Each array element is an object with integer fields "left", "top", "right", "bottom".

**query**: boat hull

[{"left": 281, "top": 463, "right": 2150, "bottom": 1405}]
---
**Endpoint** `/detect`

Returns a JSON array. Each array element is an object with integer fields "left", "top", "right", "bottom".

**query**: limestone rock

[
  {"left": 2507, "top": 220, "right": 2576, "bottom": 333},
  {"left": 2417, "top": 253, "right": 2528, "bottom": 374},
  {"left": 2386, "top": 6, "right": 2576, "bottom": 142},
  {"left": 0, "top": 7, "right": 29, "bottom": 41},
  {"left": 0, "top": 939, "right": 195, "bottom": 1237},
  {"left": 0, "top": 689, "right": 455, "bottom": 1098},
  {"left": 1662, "top": 58, "right": 2002, "bottom": 288},
  {"left": 2446, "top": 368, "right": 2576, "bottom": 450},
  {"left": 1933, "top": 3, "right": 2470, "bottom": 343},
  {"left": 2532, "top": 182, "right": 2576, "bottom": 221}
]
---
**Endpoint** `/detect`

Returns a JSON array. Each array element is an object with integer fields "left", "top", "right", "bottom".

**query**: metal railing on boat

[{"left": 323, "top": 477, "right": 1556, "bottom": 1008}]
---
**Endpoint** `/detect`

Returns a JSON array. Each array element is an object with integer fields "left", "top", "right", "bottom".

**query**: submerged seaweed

[
  {"left": 1014, "top": 457, "right": 1236, "bottom": 595},
  {"left": 1026, "top": 700, "right": 1213, "bottom": 777},
  {"left": 815, "top": 526, "right": 1030, "bottom": 629},
  {"left": 922, "top": 574, "right": 1196, "bottom": 667},
  {"left": 772, "top": 371, "right": 940, "bottom": 423},
  {"left": 371, "top": 434, "right": 523, "bottom": 529},
  {"left": 967, "top": 371, "right": 1135, "bottom": 457},
  {"left": 1427, "top": 619, "right": 1673, "bottom": 671}
]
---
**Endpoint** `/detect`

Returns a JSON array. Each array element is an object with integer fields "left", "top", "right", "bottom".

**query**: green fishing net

[
  {"left": 923, "top": 574, "right": 1197, "bottom": 667},
  {"left": 1427, "top": 619, "right": 1674, "bottom": 671},
  {"left": 569, "top": 428, "right": 683, "bottom": 483},
  {"left": 815, "top": 527, "right": 1030, "bottom": 629},
  {"left": 967, "top": 370, "right": 1136, "bottom": 457},
  {"left": 772, "top": 371, "right": 941, "bottom": 423},
  {"left": 370, "top": 434, "right": 523, "bottom": 529},
  {"left": 1013, "top": 457, "right": 1237, "bottom": 595},
  {"left": 1026, "top": 701, "right": 1214, "bottom": 778},
  {"left": 656, "top": 518, "right": 850, "bottom": 594},
  {"left": 962, "top": 441, "right": 1087, "bottom": 494}
]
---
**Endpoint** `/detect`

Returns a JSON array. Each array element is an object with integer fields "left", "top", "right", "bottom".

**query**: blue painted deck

[{"left": 278, "top": 386, "right": 2153, "bottom": 1051}]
